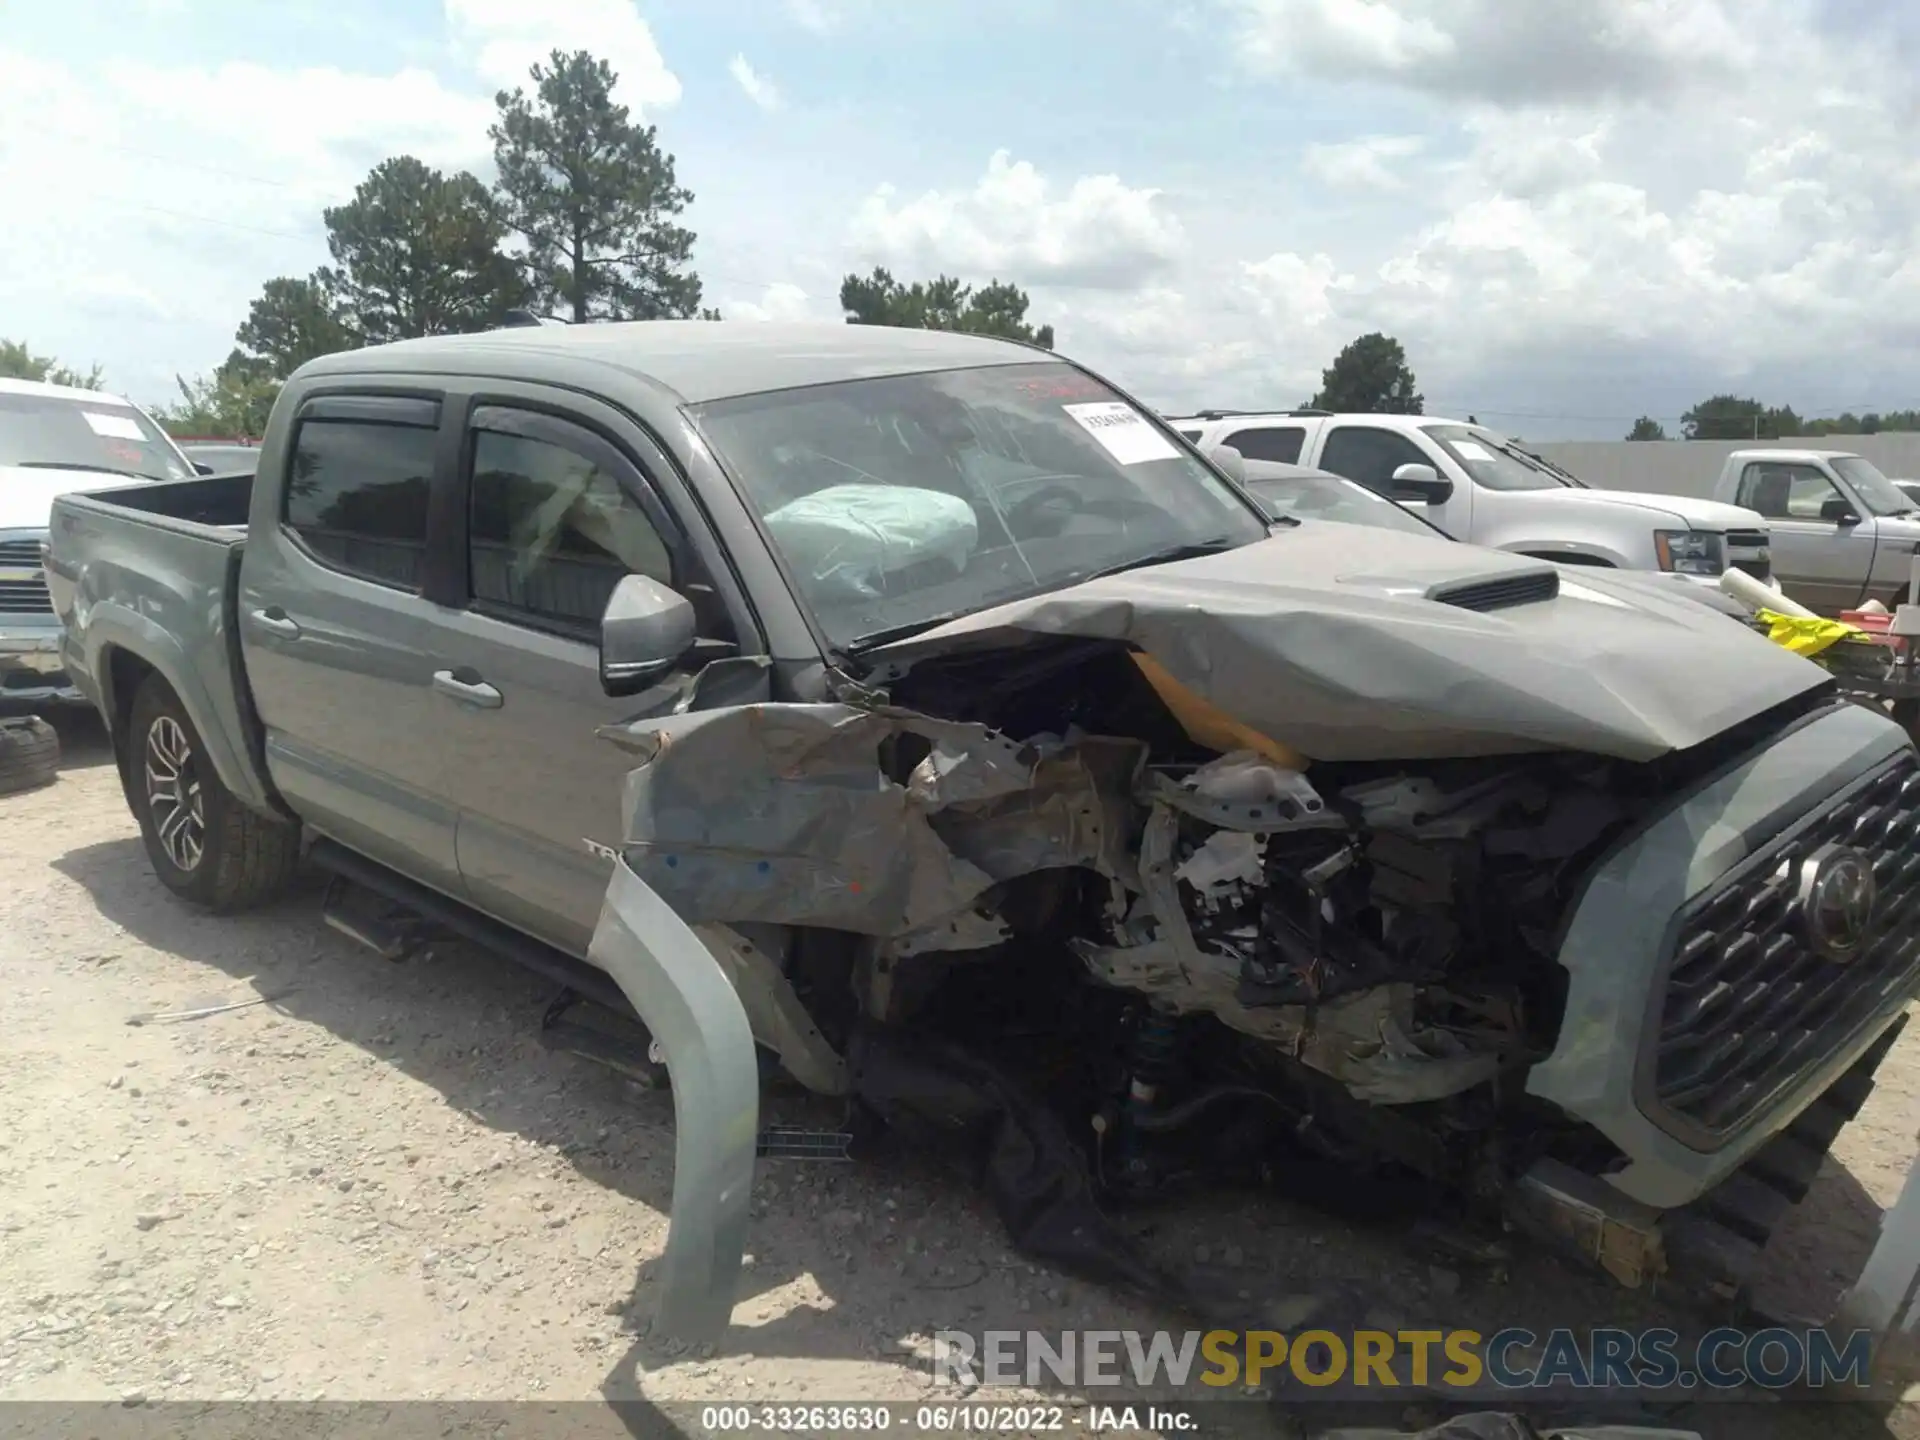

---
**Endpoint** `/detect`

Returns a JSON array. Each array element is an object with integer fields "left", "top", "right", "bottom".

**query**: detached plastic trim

[{"left": 588, "top": 860, "right": 759, "bottom": 1346}]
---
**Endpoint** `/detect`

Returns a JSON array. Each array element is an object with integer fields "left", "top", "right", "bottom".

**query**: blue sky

[{"left": 3, "top": 0, "right": 1919, "bottom": 438}]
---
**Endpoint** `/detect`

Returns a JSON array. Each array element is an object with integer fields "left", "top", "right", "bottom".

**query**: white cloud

[
  {"left": 0, "top": 44, "right": 495, "bottom": 402},
  {"left": 1032, "top": 0, "right": 1920, "bottom": 429},
  {"left": 444, "top": 0, "right": 680, "bottom": 110},
  {"left": 723, "top": 282, "right": 817, "bottom": 321},
  {"left": 728, "top": 54, "right": 781, "bottom": 112},
  {"left": 1300, "top": 134, "right": 1423, "bottom": 191},
  {"left": 786, "top": 0, "right": 843, "bottom": 31},
  {"left": 1220, "top": 0, "right": 1755, "bottom": 105},
  {"left": 849, "top": 149, "right": 1185, "bottom": 291}
]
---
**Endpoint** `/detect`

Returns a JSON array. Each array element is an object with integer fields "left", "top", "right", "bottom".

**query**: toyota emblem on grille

[{"left": 1797, "top": 843, "right": 1878, "bottom": 962}]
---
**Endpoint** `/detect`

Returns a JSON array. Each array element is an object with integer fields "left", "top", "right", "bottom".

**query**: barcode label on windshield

[{"left": 1063, "top": 402, "right": 1179, "bottom": 466}]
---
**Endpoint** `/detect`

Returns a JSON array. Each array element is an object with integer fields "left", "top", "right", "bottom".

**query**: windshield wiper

[
  {"left": 1071, "top": 537, "right": 1243, "bottom": 584},
  {"left": 15, "top": 460, "right": 158, "bottom": 481},
  {"left": 844, "top": 608, "right": 985, "bottom": 653}
]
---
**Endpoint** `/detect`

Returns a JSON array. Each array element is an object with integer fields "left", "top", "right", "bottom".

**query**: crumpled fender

[{"left": 588, "top": 859, "right": 759, "bottom": 1346}]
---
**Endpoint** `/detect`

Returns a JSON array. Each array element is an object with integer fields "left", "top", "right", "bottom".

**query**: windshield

[
  {"left": 0, "top": 391, "right": 192, "bottom": 482},
  {"left": 691, "top": 361, "right": 1270, "bottom": 648},
  {"left": 1832, "top": 455, "right": 1919, "bottom": 516},
  {"left": 1422, "top": 424, "right": 1563, "bottom": 492},
  {"left": 1247, "top": 473, "right": 1440, "bottom": 538}
]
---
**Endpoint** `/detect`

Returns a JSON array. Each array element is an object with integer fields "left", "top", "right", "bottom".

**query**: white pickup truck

[
  {"left": 1712, "top": 448, "right": 1920, "bottom": 614},
  {"left": 1169, "top": 409, "right": 1773, "bottom": 587}
]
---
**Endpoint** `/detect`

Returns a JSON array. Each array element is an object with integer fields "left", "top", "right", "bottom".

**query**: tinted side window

[
  {"left": 1318, "top": 426, "right": 1432, "bottom": 491},
  {"left": 284, "top": 420, "right": 436, "bottom": 589},
  {"left": 469, "top": 428, "right": 673, "bottom": 631},
  {"left": 1224, "top": 425, "right": 1306, "bottom": 464}
]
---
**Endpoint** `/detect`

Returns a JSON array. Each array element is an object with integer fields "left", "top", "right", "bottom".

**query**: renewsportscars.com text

[{"left": 932, "top": 1327, "right": 1875, "bottom": 1393}]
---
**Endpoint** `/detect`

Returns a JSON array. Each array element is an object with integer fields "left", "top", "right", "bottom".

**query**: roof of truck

[
  {"left": 0, "top": 376, "right": 139, "bottom": 405},
  {"left": 299, "top": 321, "right": 1048, "bottom": 405},
  {"left": 1728, "top": 448, "right": 1858, "bottom": 462}
]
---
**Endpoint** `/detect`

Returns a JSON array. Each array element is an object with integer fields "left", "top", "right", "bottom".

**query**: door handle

[
  {"left": 249, "top": 608, "right": 300, "bottom": 639},
  {"left": 432, "top": 668, "right": 503, "bottom": 709}
]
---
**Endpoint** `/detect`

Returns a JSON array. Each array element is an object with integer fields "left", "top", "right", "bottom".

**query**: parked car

[
  {"left": 1892, "top": 478, "right": 1920, "bottom": 508},
  {"left": 46, "top": 322, "right": 1917, "bottom": 1344},
  {"left": 1713, "top": 448, "right": 1920, "bottom": 613},
  {"left": 1, "top": 376, "right": 193, "bottom": 706},
  {"left": 1168, "top": 408, "right": 1773, "bottom": 587},
  {"left": 179, "top": 441, "right": 262, "bottom": 477},
  {"left": 1229, "top": 454, "right": 1753, "bottom": 619}
]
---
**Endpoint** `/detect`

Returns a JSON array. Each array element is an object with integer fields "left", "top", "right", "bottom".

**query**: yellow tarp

[{"left": 1755, "top": 608, "right": 1868, "bottom": 658}]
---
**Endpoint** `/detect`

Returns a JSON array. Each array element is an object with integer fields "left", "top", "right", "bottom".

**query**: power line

[{"left": 13, "top": 119, "right": 305, "bottom": 191}]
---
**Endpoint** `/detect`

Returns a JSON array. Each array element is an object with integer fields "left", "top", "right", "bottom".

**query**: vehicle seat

[{"left": 1750, "top": 472, "right": 1792, "bottom": 518}]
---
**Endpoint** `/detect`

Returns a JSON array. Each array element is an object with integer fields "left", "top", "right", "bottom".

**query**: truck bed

[{"left": 46, "top": 472, "right": 279, "bottom": 815}]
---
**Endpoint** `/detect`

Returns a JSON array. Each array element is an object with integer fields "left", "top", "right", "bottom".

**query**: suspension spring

[{"left": 1126, "top": 1004, "right": 1181, "bottom": 1108}]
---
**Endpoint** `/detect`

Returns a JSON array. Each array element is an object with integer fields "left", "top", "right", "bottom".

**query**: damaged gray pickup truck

[{"left": 44, "top": 322, "right": 1920, "bottom": 1344}]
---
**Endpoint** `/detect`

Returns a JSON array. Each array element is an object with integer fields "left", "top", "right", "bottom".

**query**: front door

[
  {"left": 1316, "top": 423, "right": 1473, "bottom": 537},
  {"left": 429, "top": 400, "right": 767, "bottom": 956},
  {"left": 1733, "top": 461, "right": 1876, "bottom": 613}
]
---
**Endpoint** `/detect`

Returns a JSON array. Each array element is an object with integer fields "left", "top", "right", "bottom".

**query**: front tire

[{"left": 127, "top": 674, "right": 299, "bottom": 911}]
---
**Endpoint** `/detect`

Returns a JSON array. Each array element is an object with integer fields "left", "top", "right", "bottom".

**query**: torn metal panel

[
  {"left": 600, "top": 703, "right": 1015, "bottom": 935},
  {"left": 865, "top": 528, "right": 1829, "bottom": 761},
  {"left": 602, "top": 702, "right": 1154, "bottom": 939},
  {"left": 696, "top": 923, "right": 850, "bottom": 1095},
  {"left": 929, "top": 734, "right": 1145, "bottom": 887}
]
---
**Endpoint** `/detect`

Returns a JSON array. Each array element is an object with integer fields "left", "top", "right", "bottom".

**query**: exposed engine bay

[{"left": 605, "top": 636, "right": 1825, "bottom": 1258}]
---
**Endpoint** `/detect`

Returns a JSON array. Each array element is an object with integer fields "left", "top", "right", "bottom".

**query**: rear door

[
  {"left": 1733, "top": 460, "right": 1874, "bottom": 612},
  {"left": 1220, "top": 423, "right": 1307, "bottom": 464},
  {"left": 239, "top": 390, "right": 463, "bottom": 893},
  {"left": 428, "top": 394, "right": 769, "bottom": 956}
]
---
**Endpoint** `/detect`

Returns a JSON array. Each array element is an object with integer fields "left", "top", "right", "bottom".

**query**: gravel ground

[{"left": 2, "top": 711, "right": 1918, "bottom": 1438}]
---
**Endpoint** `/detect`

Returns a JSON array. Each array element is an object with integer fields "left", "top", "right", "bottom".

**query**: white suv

[{"left": 1168, "top": 408, "right": 1772, "bottom": 585}]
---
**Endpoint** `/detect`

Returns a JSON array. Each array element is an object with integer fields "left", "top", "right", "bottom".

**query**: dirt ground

[{"left": 3, "top": 710, "right": 1918, "bottom": 1439}]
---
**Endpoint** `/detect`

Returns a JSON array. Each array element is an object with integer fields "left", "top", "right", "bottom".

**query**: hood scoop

[{"left": 1427, "top": 566, "right": 1560, "bottom": 613}]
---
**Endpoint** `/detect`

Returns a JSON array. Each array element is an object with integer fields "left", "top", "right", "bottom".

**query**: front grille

[
  {"left": 1430, "top": 569, "right": 1560, "bottom": 612},
  {"left": 0, "top": 538, "right": 51, "bottom": 615},
  {"left": 1650, "top": 750, "right": 1920, "bottom": 1139}
]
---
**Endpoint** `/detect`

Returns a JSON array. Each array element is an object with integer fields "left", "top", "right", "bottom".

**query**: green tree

[
  {"left": 491, "top": 50, "right": 706, "bottom": 322},
  {"left": 233, "top": 276, "right": 356, "bottom": 379},
  {"left": 1680, "top": 394, "right": 1803, "bottom": 441},
  {"left": 838, "top": 268, "right": 1055, "bottom": 347},
  {"left": 319, "top": 156, "right": 526, "bottom": 344},
  {"left": 1309, "top": 333, "right": 1422, "bottom": 413},
  {"left": 151, "top": 362, "right": 280, "bottom": 438},
  {"left": 1626, "top": 416, "right": 1667, "bottom": 441},
  {"left": 0, "top": 338, "right": 102, "bottom": 389}
]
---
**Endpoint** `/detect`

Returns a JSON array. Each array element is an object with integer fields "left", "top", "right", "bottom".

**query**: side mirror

[
  {"left": 1390, "top": 462, "right": 1454, "bottom": 504},
  {"left": 600, "top": 573, "right": 697, "bottom": 696},
  {"left": 193, "top": 462, "right": 215, "bottom": 476},
  {"left": 1207, "top": 444, "right": 1247, "bottom": 485},
  {"left": 1821, "top": 497, "right": 1862, "bottom": 525}
]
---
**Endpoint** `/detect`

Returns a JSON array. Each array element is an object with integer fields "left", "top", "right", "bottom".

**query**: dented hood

[{"left": 868, "top": 522, "right": 1829, "bottom": 762}]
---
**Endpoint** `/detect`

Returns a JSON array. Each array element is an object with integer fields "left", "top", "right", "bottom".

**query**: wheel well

[
  {"left": 1520, "top": 551, "right": 1614, "bottom": 567},
  {"left": 104, "top": 647, "right": 158, "bottom": 764}
]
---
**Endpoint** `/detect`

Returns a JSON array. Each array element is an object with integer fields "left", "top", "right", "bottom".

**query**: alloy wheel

[{"left": 145, "top": 715, "right": 205, "bottom": 871}]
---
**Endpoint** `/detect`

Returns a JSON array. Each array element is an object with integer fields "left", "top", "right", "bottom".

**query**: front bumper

[
  {"left": 1528, "top": 699, "right": 1920, "bottom": 1208},
  {"left": 0, "top": 625, "right": 84, "bottom": 705}
]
